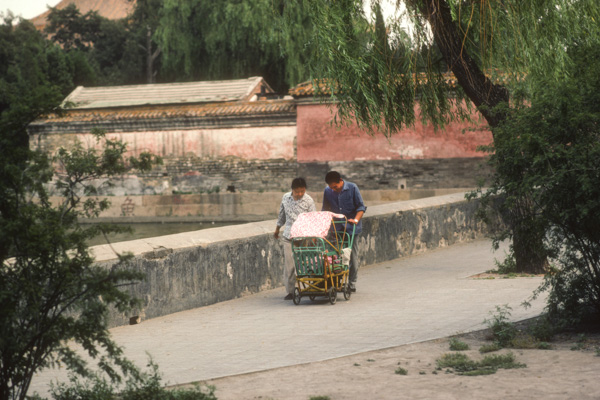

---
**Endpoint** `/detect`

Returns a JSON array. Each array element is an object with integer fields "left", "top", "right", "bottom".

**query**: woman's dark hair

[
  {"left": 291, "top": 177, "right": 307, "bottom": 189},
  {"left": 325, "top": 171, "right": 342, "bottom": 184}
]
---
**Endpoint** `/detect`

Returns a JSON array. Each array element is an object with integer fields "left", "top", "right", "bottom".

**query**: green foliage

[
  {"left": 157, "top": 0, "right": 309, "bottom": 91},
  {"left": 448, "top": 338, "right": 470, "bottom": 351},
  {"left": 45, "top": 4, "right": 100, "bottom": 50},
  {"left": 484, "top": 306, "right": 517, "bottom": 347},
  {"left": 301, "top": 0, "right": 472, "bottom": 135},
  {"left": 47, "top": 360, "right": 217, "bottom": 400},
  {"left": 491, "top": 253, "right": 517, "bottom": 275},
  {"left": 394, "top": 367, "right": 408, "bottom": 375},
  {"left": 436, "top": 352, "right": 525, "bottom": 376},
  {"left": 295, "top": 1, "right": 600, "bottom": 274},
  {"left": 482, "top": 43, "right": 600, "bottom": 322},
  {"left": 527, "top": 316, "right": 557, "bottom": 343},
  {"left": 537, "top": 342, "right": 552, "bottom": 350},
  {"left": 44, "top": 5, "right": 148, "bottom": 86},
  {"left": 0, "top": 120, "right": 160, "bottom": 398},
  {"left": 0, "top": 15, "right": 72, "bottom": 152},
  {"left": 478, "top": 343, "right": 501, "bottom": 354}
]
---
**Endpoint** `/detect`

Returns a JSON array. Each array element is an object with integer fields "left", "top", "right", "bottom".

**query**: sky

[{"left": 1, "top": 0, "right": 62, "bottom": 20}]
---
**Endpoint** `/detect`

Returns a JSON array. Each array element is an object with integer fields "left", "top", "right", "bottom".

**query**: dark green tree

[
  {"left": 484, "top": 44, "right": 600, "bottom": 322},
  {"left": 0, "top": 125, "right": 162, "bottom": 398},
  {"left": 285, "top": 0, "right": 600, "bottom": 273},
  {"left": 45, "top": 4, "right": 104, "bottom": 51},
  {"left": 157, "top": 0, "right": 313, "bottom": 91},
  {"left": 126, "top": 0, "right": 163, "bottom": 83},
  {"left": 0, "top": 16, "right": 165, "bottom": 396},
  {"left": 0, "top": 15, "right": 72, "bottom": 153},
  {"left": 44, "top": 4, "right": 148, "bottom": 86}
]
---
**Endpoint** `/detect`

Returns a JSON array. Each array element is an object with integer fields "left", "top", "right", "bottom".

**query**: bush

[
  {"left": 484, "top": 306, "right": 517, "bottom": 347},
  {"left": 528, "top": 316, "right": 557, "bottom": 342},
  {"left": 449, "top": 338, "right": 470, "bottom": 351},
  {"left": 480, "top": 43, "right": 600, "bottom": 322},
  {"left": 48, "top": 360, "right": 217, "bottom": 400},
  {"left": 436, "top": 352, "right": 525, "bottom": 376}
]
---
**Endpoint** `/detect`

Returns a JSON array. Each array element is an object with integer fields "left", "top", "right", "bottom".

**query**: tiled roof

[
  {"left": 289, "top": 72, "right": 516, "bottom": 97},
  {"left": 289, "top": 73, "right": 460, "bottom": 97},
  {"left": 63, "top": 77, "right": 272, "bottom": 109},
  {"left": 31, "top": 0, "right": 134, "bottom": 30},
  {"left": 34, "top": 100, "right": 295, "bottom": 124}
]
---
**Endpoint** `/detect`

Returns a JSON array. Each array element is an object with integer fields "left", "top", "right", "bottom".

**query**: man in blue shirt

[{"left": 322, "top": 171, "right": 366, "bottom": 292}]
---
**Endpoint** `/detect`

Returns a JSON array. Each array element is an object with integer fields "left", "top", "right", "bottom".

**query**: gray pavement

[{"left": 30, "top": 239, "right": 546, "bottom": 395}]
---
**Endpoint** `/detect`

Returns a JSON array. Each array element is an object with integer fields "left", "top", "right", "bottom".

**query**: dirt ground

[{"left": 192, "top": 320, "right": 600, "bottom": 400}]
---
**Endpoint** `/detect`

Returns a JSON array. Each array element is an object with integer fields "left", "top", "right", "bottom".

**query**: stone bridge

[{"left": 93, "top": 192, "right": 493, "bottom": 327}]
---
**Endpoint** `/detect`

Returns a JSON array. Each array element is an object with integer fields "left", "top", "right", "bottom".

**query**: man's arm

[
  {"left": 349, "top": 210, "right": 364, "bottom": 224},
  {"left": 349, "top": 184, "right": 366, "bottom": 224}
]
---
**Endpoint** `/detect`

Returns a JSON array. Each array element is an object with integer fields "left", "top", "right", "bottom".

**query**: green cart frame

[{"left": 291, "top": 218, "right": 355, "bottom": 305}]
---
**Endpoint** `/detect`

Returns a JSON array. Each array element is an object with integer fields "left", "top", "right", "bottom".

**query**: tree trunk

[
  {"left": 146, "top": 25, "right": 154, "bottom": 84},
  {"left": 510, "top": 195, "right": 549, "bottom": 274},
  {"left": 413, "top": 0, "right": 548, "bottom": 274}
]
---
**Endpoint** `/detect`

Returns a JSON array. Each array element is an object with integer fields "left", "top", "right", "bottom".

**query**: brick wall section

[
  {"left": 296, "top": 103, "right": 493, "bottom": 162},
  {"left": 94, "top": 192, "right": 494, "bottom": 327},
  {"left": 299, "top": 158, "right": 493, "bottom": 190},
  {"left": 52, "top": 157, "right": 491, "bottom": 198},
  {"left": 31, "top": 99, "right": 493, "bottom": 195}
]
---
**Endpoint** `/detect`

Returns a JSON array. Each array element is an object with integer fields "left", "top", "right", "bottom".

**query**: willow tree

[
  {"left": 287, "top": 0, "right": 600, "bottom": 273},
  {"left": 155, "top": 0, "right": 313, "bottom": 91}
]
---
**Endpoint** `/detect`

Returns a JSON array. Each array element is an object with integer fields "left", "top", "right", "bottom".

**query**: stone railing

[{"left": 95, "top": 192, "right": 491, "bottom": 327}]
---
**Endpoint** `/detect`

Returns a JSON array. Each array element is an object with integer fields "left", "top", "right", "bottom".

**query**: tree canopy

[
  {"left": 156, "top": 0, "right": 312, "bottom": 91},
  {"left": 482, "top": 43, "right": 600, "bottom": 321},
  {"left": 0, "top": 16, "right": 71, "bottom": 153},
  {"left": 292, "top": 0, "right": 600, "bottom": 275},
  {"left": 298, "top": 0, "right": 600, "bottom": 133}
]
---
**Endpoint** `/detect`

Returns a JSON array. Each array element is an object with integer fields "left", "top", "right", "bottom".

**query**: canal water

[{"left": 86, "top": 222, "right": 239, "bottom": 247}]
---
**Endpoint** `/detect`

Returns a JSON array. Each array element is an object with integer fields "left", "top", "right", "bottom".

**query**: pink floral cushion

[{"left": 290, "top": 211, "right": 345, "bottom": 238}]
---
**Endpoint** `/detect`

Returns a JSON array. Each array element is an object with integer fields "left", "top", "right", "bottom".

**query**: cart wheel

[
  {"left": 292, "top": 287, "right": 301, "bottom": 305},
  {"left": 328, "top": 287, "right": 337, "bottom": 305},
  {"left": 343, "top": 283, "right": 352, "bottom": 300}
]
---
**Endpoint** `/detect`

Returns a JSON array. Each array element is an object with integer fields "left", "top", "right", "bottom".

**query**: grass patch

[
  {"left": 449, "top": 338, "right": 470, "bottom": 351},
  {"left": 436, "top": 352, "right": 525, "bottom": 376},
  {"left": 479, "top": 353, "right": 526, "bottom": 369},
  {"left": 395, "top": 367, "right": 408, "bottom": 375},
  {"left": 479, "top": 343, "right": 501, "bottom": 353},
  {"left": 510, "top": 332, "right": 541, "bottom": 349}
]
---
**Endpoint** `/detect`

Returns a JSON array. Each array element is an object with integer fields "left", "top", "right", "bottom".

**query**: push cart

[{"left": 289, "top": 211, "right": 355, "bottom": 305}]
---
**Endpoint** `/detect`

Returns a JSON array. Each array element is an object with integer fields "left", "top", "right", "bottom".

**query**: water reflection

[{"left": 86, "top": 222, "right": 238, "bottom": 247}]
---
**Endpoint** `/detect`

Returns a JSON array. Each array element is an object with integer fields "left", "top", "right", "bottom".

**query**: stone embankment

[{"left": 92, "top": 192, "right": 491, "bottom": 327}]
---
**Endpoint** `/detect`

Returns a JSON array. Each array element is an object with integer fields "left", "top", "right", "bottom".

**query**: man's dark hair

[
  {"left": 325, "top": 171, "right": 342, "bottom": 184},
  {"left": 291, "top": 177, "right": 307, "bottom": 189}
]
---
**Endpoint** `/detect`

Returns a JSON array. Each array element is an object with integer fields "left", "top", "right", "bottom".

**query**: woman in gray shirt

[{"left": 274, "top": 178, "right": 316, "bottom": 300}]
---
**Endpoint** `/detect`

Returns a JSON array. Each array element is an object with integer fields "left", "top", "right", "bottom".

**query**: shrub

[
  {"left": 449, "top": 338, "right": 470, "bottom": 351},
  {"left": 484, "top": 305, "right": 518, "bottom": 347}
]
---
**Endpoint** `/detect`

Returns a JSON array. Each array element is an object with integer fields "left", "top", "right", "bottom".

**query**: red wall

[{"left": 296, "top": 103, "right": 492, "bottom": 162}]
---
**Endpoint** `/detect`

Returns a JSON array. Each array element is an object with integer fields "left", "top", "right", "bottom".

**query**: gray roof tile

[{"left": 64, "top": 77, "right": 272, "bottom": 109}]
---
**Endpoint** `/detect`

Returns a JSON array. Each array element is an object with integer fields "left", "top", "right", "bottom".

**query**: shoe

[
  {"left": 284, "top": 293, "right": 293, "bottom": 300},
  {"left": 349, "top": 282, "right": 356, "bottom": 292}
]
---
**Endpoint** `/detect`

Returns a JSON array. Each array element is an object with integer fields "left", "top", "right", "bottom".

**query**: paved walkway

[{"left": 31, "top": 239, "right": 546, "bottom": 395}]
